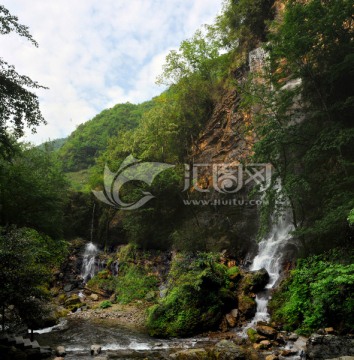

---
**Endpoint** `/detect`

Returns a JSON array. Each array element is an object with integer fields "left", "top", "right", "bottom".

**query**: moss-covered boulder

[
  {"left": 242, "top": 269, "right": 269, "bottom": 294},
  {"left": 170, "top": 348, "right": 210, "bottom": 359},
  {"left": 213, "top": 340, "right": 246, "bottom": 360},
  {"left": 64, "top": 294, "right": 84, "bottom": 312},
  {"left": 146, "top": 253, "right": 231, "bottom": 337},
  {"left": 237, "top": 294, "right": 256, "bottom": 320}
]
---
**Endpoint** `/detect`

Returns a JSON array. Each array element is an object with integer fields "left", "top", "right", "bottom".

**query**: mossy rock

[
  {"left": 170, "top": 348, "right": 210, "bottom": 359},
  {"left": 213, "top": 340, "right": 246, "bottom": 360},
  {"left": 241, "top": 269, "right": 269, "bottom": 294},
  {"left": 237, "top": 294, "right": 256, "bottom": 320},
  {"left": 227, "top": 266, "right": 241, "bottom": 281},
  {"left": 57, "top": 293, "right": 67, "bottom": 305},
  {"left": 64, "top": 294, "right": 84, "bottom": 312},
  {"left": 247, "top": 328, "right": 258, "bottom": 343}
]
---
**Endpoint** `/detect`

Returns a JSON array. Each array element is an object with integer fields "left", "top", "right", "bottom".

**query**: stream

[{"left": 34, "top": 318, "right": 210, "bottom": 359}]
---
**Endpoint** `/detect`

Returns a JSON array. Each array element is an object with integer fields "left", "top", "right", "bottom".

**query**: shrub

[
  {"left": 146, "top": 253, "right": 230, "bottom": 337},
  {"left": 269, "top": 250, "right": 354, "bottom": 334},
  {"left": 86, "top": 270, "right": 117, "bottom": 294},
  {"left": 115, "top": 266, "right": 158, "bottom": 304},
  {"left": 99, "top": 300, "right": 112, "bottom": 309}
]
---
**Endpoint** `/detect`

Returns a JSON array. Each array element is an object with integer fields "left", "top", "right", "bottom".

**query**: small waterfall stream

[
  {"left": 81, "top": 242, "right": 99, "bottom": 284},
  {"left": 247, "top": 213, "right": 294, "bottom": 325}
]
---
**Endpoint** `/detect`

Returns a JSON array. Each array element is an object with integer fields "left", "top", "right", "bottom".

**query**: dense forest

[{"left": 0, "top": 0, "right": 353, "bottom": 355}]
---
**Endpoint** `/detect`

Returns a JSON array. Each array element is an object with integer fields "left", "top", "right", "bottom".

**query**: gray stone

[
  {"left": 63, "top": 284, "right": 74, "bottom": 292},
  {"left": 91, "top": 344, "right": 102, "bottom": 356},
  {"left": 307, "top": 335, "right": 354, "bottom": 360},
  {"left": 289, "top": 333, "right": 299, "bottom": 341},
  {"left": 213, "top": 340, "right": 246, "bottom": 360},
  {"left": 231, "top": 309, "right": 239, "bottom": 318},
  {"left": 170, "top": 348, "right": 208, "bottom": 359},
  {"left": 56, "top": 345, "right": 66, "bottom": 356},
  {"left": 90, "top": 294, "right": 99, "bottom": 301},
  {"left": 256, "top": 325, "right": 278, "bottom": 339}
]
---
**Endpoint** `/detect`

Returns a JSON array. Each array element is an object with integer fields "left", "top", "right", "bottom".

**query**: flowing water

[
  {"left": 81, "top": 242, "right": 99, "bottom": 283},
  {"left": 34, "top": 318, "right": 210, "bottom": 359},
  {"left": 247, "top": 213, "right": 294, "bottom": 326}
]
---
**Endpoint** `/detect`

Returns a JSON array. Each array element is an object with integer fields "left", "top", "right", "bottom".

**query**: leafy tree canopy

[{"left": 0, "top": 5, "right": 46, "bottom": 154}]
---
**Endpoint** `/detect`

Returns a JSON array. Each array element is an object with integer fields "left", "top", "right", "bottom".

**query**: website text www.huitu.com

[{"left": 182, "top": 198, "right": 262, "bottom": 206}]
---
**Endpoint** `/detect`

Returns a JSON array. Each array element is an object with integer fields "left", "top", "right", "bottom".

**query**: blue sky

[{"left": 0, "top": 0, "right": 223, "bottom": 144}]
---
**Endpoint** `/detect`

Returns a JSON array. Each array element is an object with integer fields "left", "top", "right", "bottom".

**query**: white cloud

[{"left": 0, "top": 0, "right": 222, "bottom": 144}]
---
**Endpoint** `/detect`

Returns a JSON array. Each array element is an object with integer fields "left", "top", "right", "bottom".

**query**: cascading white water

[
  {"left": 248, "top": 213, "right": 294, "bottom": 324},
  {"left": 81, "top": 242, "right": 99, "bottom": 283}
]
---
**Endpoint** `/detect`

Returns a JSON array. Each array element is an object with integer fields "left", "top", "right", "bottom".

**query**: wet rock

[
  {"left": 213, "top": 340, "right": 246, "bottom": 359},
  {"left": 265, "top": 355, "right": 279, "bottom": 360},
  {"left": 260, "top": 340, "right": 271, "bottom": 348},
  {"left": 325, "top": 327, "right": 335, "bottom": 334},
  {"left": 63, "top": 284, "right": 74, "bottom": 292},
  {"left": 90, "top": 294, "right": 99, "bottom": 301},
  {"left": 281, "top": 349, "right": 297, "bottom": 356},
  {"left": 288, "top": 333, "right": 299, "bottom": 341},
  {"left": 237, "top": 294, "right": 256, "bottom": 320},
  {"left": 231, "top": 309, "right": 239, "bottom": 318},
  {"left": 56, "top": 346, "right": 66, "bottom": 356},
  {"left": 219, "top": 317, "right": 228, "bottom": 332},
  {"left": 306, "top": 335, "right": 354, "bottom": 359},
  {"left": 225, "top": 313, "right": 237, "bottom": 328},
  {"left": 249, "top": 268, "right": 270, "bottom": 292},
  {"left": 91, "top": 344, "right": 102, "bottom": 356},
  {"left": 169, "top": 348, "right": 209, "bottom": 359},
  {"left": 54, "top": 358, "right": 65, "bottom": 360},
  {"left": 256, "top": 325, "right": 277, "bottom": 340}
]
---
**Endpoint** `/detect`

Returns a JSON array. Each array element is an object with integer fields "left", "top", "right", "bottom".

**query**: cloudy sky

[{"left": 0, "top": 0, "right": 223, "bottom": 145}]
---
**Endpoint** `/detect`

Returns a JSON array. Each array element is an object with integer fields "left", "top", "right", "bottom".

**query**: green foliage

[
  {"left": 59, "top": 102, "right": 153, "bottom": 172},
  {"left": 0, "top": 5, "right": 46, "bottom": 153},
  {"left": 215, "top": 0, "right": 275, "bottom": 54},
  {"left": 240, "top": 0, "right": 354, "bottom": 247},
  {"left": 99, "top": 300, "right": 112, "bottom": 309},
  {"left": 115, "top": 265, "right": 158, "bottom": 304},
  {"left": 247, "top": 328, "right": 258, "bottom": 343},
  {"left": 146, "top": 253, "right": 230, "bottom": 337},
  {"left": 0, "top": 145, "right": 69, "bottom": 238},
  {"left": 86, "top": 270, "right": 118, "bottom": 294},
  {"left": 0, "top": 227, "right": 58, "bottom": 329},
  {"left": 269, "top": 250, "right": 354, "bottom": 334}
]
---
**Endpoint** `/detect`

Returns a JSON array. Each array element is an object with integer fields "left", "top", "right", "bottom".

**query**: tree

[
  {"left": 0, "top": 228, "right": 52, "bottom": 333},
  {"left": 0, "top": 5, "right": 46, "bottom": 155},
  {"left": 0, "top": 145, "right": 69, "bottom": 238},
  {"left": 242, "top": 0, "right": 354, "bottom": 248}
]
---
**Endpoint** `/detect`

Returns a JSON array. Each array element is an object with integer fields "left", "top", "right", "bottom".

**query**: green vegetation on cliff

[
  {"left": 147, "top": 253, "right": 232, "bottom": 337},
  {"left": 269, "top": 249, "right": 354, "bottom": 335}
]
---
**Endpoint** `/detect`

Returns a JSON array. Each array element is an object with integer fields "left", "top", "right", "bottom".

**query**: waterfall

[
  {"left": 81, "top": 242, "right": 99, "bottom": 283},
  {"left": 248, "top": 212, "right": 294, "bottom": 325},
  {"left": 90, "top": 203, "right": 96, "bottom": 243}
]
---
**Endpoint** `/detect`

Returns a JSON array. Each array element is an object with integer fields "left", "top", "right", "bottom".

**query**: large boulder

[
  {"left": 237, "top": 294, "right": 256, "bottom": 320},
  {"left": 213, "top": 340, "right": 246, "bottom": 360},
  {"left": 255, "top": 325, "right": 277, "bottom": 340},
  {"left": 306, "top": 335, "right": 354, "bottom": 360},
  {"left": 169, "top": 348, "right": 209, "bottom": 359},
  {"left": 247, "top": 269, "right": 270, "bottom": 293},
  {"left": 64, "top": 294, "right": 84, "bottom": 312}
]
